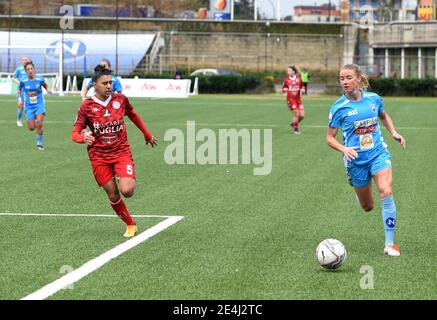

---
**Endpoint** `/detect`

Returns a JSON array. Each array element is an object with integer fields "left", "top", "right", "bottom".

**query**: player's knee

[
  {"left": 379, "top": 187, "right": 392, "bottom": 198},
  {"left": 108, "top": 194, "right": 120, "bottom": 203},
  {"left": 121, "top": 187, "right": 135, "bottom": 198}
]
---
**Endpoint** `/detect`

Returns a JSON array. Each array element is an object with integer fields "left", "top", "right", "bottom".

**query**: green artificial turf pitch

[{"left": 0, "top": 94, "right": 435, "bottom": 299}]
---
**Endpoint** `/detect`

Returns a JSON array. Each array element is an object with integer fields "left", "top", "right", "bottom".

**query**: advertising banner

[
  {"left": 210, "top": 0, "right": 231, "bottom": 20},
  {"left": 82, "top": 78, "right": 192, "bottom": 98},
  {"left": 0, "top": 31, "right": 155, "bottom": 75}
]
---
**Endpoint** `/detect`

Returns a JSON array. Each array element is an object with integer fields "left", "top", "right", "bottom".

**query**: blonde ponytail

[{"left": 342, "top": 64, "right": 369, "bottom": 91}]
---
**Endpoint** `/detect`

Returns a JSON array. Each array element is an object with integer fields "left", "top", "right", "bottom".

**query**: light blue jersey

[
  {"left": 329, "top": 91, "right": 392, "bottom": 188},
  {"left": 328, "top": 91, "right": 389, "bottom": 166},
  {"left": 19, "top": 76, "right": 47, "bottom": 107},
  {"left": 87, "top": 76, "right": 123, "bottom": 92},
  {"left": 19, "top": 76, "right": 47, "bottom": 120},
  {"left": 14, "top": 66, "right": 28, "bottom": 101},
  {"left": 13, "top": 66, "right": 28, "bottom": 82}
]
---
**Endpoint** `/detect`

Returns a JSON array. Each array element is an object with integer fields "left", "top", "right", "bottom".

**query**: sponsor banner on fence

[
  {"left": 83, "top": 78, "right": 192, "bottom": 98},
  {"left": 0, "top": 31, "right": 155, "bottom": 75}
]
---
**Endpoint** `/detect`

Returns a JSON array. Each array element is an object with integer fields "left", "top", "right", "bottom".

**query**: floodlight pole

[
  {"left": 60, "top": 0, "right": 64, "bottom": 96},
  {"left": 115, "top": 0, "right": 119, "bottom": 75},
  {"left": 254, "top": 0, "right": 257, "bottom": 21},
  {"left": 59, "top": 43, "right": 64, "bottom": 96},
  {"left": 231, "top": 0, "right": 234, "bottom": 20},
  {"left": 277, "top": 0, "right": 280, "bottom": 21},
  {"left": 7, "top": 0, "right": 11, "bottom": 73}
]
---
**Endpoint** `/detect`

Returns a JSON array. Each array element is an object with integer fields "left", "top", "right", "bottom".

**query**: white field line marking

[
  {"left": 0, "top": 212, "right": 172, "bottom": 218},
  {"left": 21, "top": 215, "right": 184, "bottom": 300}
]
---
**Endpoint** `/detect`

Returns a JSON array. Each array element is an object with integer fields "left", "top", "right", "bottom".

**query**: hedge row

[
  {"left": 64, "top": 73, "right": 437, "bottom": 96},
  {"left": 62, "top": 73, "right": 264, "bottom": 94},
  {"left": 189, "top": 75, "right": 261, "bottom": 94},
  {"left": 369, "top": 78, "right": 437, "bottom": 96}
]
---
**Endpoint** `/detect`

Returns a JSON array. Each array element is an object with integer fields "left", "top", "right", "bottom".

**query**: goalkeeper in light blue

[
  {"left": 18, "top": 61, "right": 53, "bottom": 151},
  {"left": 326, "top": 64, "right": 406, "bottom": 257},
  {"left": 11, "top": 56, "right": 31, "bottom": 127}
]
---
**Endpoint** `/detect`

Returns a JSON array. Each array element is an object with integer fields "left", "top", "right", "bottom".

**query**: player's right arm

[
  {"left": 327, "top": 107, "right": 358, "bottom": 160},
  {"left": 281, "top": 79, "right": 289, "bottom": 93},
  {"left": 81, "top": 79, "right": 93, "bottom": 101},
  {"left": 326, "top": 127, "right": 358, "bottom": 161},
  {"left": 11, "top": 69, "right": 20, "bottom": 85},
  {"left": 71, "top": 104, "right": 95, "bottom": 145},
  {"left": 17, "top": 82, "right": 23, "bottom": 107},
  {"left": 11, "top": 77, "right": 20, "bottom": 85}
]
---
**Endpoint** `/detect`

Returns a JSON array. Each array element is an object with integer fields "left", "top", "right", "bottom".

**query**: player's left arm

[
  {"left": 42, "top": 81, "right": 53, "bottom": 95},
  {"left": 126, "top": 109, "right": 158, "bottom": 147},
  {"left": 379, "top": 111, "right": 406, "bottom": 149}
]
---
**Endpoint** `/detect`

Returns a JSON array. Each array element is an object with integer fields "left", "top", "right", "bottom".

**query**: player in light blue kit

[
  {"left": 18, "top": 61, "right": 53, "bottom": 150},
  {"left": 326, "top": 64, "right": 406, "bottom": 257},
  {"left": 11, "top": 56, "right": 31, "bottom": 127},
  {"left": 81, "top": 59, "right": 122, "bottom": 100}
]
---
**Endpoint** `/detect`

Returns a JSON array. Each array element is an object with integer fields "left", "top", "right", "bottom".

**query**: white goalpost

[{"left": 0, "top": 44, "right": 64, "bottom": 96}]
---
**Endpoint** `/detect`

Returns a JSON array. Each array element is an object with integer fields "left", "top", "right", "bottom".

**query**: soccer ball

[{"left": 316, "top": 239, "right": 347, "bottom": 270}]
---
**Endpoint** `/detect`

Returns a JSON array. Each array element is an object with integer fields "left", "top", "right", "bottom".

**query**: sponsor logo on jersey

[
  {"left": 354, "top": 125, "right": 376, "bottom": 135},
  {"left": 112, "top": 101, "right": 121, "bottom": 110},
  {"left": 348, "top": 109, "right": 358, "bottom": 116},
  {"left": 93, "top": 120, "right": 124, "bottom": 135},
  {"left": 354, "top": 117, "right": 378, "bottom": 128}
]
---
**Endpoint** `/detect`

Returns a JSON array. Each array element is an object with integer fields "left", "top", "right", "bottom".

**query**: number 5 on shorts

[{"left": 126, "top": 164, "right": 133, "bottom": 175}]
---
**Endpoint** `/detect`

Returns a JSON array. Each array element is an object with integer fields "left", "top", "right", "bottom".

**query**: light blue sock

[
  {"left": 37, "top": 133, "right": 43, "bottom": 146},
  {"left": 17, "top": 108, "right": 23, "bottom": 121},
  {"left": 381, "top": 195, "right": 396, "bottom": 245}
]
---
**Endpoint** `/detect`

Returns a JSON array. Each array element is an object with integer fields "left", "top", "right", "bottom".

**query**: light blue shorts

[
  {"left": 346, "top": 149, "right": 392, "bottom": 188},
  {"left": 25, "top": 104, "right": 46, "bottom": 121}
]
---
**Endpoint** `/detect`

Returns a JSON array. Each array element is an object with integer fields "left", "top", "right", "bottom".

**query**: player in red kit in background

[
  {"left": 282, "top": 66, "right": 305, "bottom": 134},
  {"left": 71, "top": 65, "right": 158, "bottom": 238}
]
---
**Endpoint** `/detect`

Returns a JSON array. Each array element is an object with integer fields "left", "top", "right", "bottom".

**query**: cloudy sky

[{"left": 257, "top": 0, "right": 341, "bottom": 19}]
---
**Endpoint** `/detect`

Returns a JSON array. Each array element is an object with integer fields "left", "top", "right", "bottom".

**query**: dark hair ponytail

[
  {"left": 24, "top": 61, "right": 34, "bottom": 70},
  {"left": 288, "top": 65, "right": 300, "bottom": 76},
  {"left": 92, "top": 64, "right": 112, "bottom": 83}
]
